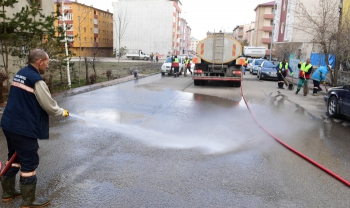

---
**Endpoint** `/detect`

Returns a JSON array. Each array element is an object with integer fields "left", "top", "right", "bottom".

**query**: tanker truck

[{"left": 192, "top": 32, "right": 244, "bottom": 87}]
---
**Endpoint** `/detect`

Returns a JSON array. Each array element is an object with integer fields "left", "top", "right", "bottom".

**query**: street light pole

[{"left": 61, "top": 0, "right": 71, "bottom": 89}]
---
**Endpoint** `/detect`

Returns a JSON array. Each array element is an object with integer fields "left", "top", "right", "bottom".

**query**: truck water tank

[{"left": 195, "top": 34, "right": 242, "bottom": 64}]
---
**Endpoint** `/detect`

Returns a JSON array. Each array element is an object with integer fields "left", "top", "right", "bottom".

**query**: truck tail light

[
  {"left": 233, "top": 70, "right": 242, "bottom": 75},
  {"left": 194, "top": 69, "right": 202, "bottom": 74}
]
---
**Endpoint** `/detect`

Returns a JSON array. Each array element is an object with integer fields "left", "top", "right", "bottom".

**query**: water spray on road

[{"left": 69, "top": 113, "right": 259, "bottom": 154}]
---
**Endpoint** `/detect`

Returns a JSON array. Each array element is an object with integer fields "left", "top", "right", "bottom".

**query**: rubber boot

[
  {"left": 20, "top": 180, "right": 50, "bottom": 208},
  {"left": 1, "top": 175, "right": 21, "bottom": 202},
  {"left": 295, "top": 89, "right": 300, "bottom": 94}
]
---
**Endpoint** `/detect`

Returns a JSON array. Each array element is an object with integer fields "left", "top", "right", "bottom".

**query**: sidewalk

[{"left": 285, "top": 76, "right": 328, "bottom": 95}]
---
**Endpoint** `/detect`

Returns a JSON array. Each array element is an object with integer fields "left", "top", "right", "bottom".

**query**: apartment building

[
  {"left": 253, "top": 1, "right": 275, "bottom": 57},
  {"left": 180, "top": 18, "right": 192, "bottom": 55},
  {"left": 233, "top": 25, "right": 244, "bottom": 41},
  {"left": 190, "top": 37, "right": 199, "bottom": 54},
  {"left": 233, "top": 22, "right": 255, "bottom": 45},
  {"left": 273, "top": 0, "right": 338, "bottom": 61},
  {"left": 113, "top": 0, "right": 188, "bottom": 57},
  {"left": 54, "top": 0, "right": 114, "bottom": 57}
]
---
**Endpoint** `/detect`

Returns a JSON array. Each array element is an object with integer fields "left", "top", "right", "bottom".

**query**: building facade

[
  {"left": 180, "top": 18, "right": 192, "bottom": 55},
  {"left": 190, "top": 37, "right": 199, "bottom": 54},
  {"left": 113, "top": 0, "right": 188, "bottom": 58},
  {"left": 54, "top": 0, "right": 114, "bottom": 57},
  {"left": 233, "top": 25, "right": 244, "bottom": 41},
  {"left": 253, "top": 1, "right": 275, "bottom": 57}
]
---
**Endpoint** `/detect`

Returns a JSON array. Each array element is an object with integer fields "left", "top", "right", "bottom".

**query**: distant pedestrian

[
  {"left": 155, "top": 52, "right": 159, "bottom": 62},
  {"left": 311, "top": 65, "right": 331, "bottom": 96},
  {"left": 150, "top": 52, "right": 154, "bottom": 62},
  {"left": 295, "top": 58, "right": 313, "bottom": 96},
  {"left": 276, "top": 59, "right": 294, "bottom": 89}
]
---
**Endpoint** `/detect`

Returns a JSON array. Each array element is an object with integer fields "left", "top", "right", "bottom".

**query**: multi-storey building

[
  {"left": 190, "top": 37, "right": 199, "bottom": 54},
  {"left": 112, "top": 0, "right": 187, "bottom": 57},
  {"left": 233, "top": 25, "right": 244, "bottom": 41},
  {"left": 54, "top": 0, "right": 113, "bottom": 57},
  {"left": 272, "top": 0, "right": 329, "bottom": 62},
  {"left": 233, "top": 22, "right": 255, "bottom": 45},
  {"left": 180, "top": 18, "right": 192, "bottom": 55},
  {"left": 253, "top": 1, "right": 275, "bottom": 57}
]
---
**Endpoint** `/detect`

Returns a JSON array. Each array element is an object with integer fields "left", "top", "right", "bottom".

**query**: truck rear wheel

[{"left": 194, "top": 80, "right": 200, "bottom": 86}]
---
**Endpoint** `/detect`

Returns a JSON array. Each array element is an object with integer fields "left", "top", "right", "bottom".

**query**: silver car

[{"left": 250, "top": 59, "right": 265, "bottom": 75}]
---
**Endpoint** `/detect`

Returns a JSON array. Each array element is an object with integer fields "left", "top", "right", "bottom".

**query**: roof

[{"left": 254, "top": 1, "right": 275, "bottom": 11}]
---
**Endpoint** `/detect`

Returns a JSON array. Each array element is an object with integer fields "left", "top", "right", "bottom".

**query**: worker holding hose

[{"left": 1, "top": 49, "right": 69, "bottom": 207}]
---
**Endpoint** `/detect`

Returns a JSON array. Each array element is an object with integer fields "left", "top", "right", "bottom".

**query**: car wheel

[{"left": 327, "top": 96, "right": 338, "bottom": 118}]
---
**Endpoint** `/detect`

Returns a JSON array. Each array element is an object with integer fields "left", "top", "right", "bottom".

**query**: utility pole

[
  {"left": 334, "top": 0, "right": 343, "bottom": 87},
  {"left": 61, "top": 0, "right": 71, "bottom": 89}
]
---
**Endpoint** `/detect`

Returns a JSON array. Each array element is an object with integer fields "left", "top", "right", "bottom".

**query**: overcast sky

[{"left": 78, "top": 0, "right": 270, "bottom": 40}]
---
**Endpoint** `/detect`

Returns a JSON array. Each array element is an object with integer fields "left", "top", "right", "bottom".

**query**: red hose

[
  {"left": 240, "top": 77, "right": 350, "bottom": 187},
  {"left": 0, "top": 152, "right": 18, "bottom": 180}
]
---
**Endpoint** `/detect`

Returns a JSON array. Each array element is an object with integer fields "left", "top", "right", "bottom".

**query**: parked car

[
  {"left": 250, "top": 59, "right": 265, "bottom": 75},
  {"left": 257, "top": 61, "right": 278, "bottom": 80},
  {"left": 324, "top": 85, "right": 350, "bottom": 118},
  {"left": 161, "top": 56, "right": 185, "bottom": 76}
]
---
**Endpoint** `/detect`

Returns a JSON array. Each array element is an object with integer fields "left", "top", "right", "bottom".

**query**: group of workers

[
  {"left": 243, "top": 57, "right": 331, "bottom": 96},
  {"left": 170, "top": 55, "right": 193, "bottom": 78},
  {"left": 275, "top": 59, "right": 331, "bottom": 96}
]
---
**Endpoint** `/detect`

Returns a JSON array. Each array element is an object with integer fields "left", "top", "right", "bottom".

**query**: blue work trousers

[{"left": 3, "top": 129, "right": 39, "bottom": 173}]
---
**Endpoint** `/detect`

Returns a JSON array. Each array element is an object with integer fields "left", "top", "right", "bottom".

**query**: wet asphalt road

[{"left": 1, "top": 73, "right": 350, "bottom": 207}]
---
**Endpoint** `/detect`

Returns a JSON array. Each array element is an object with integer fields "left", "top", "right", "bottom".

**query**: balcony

[
  {"left": 264, "top": 14, "right": 274, "bottom": 20},
  {"left": 262, "top": 38, "right": 271, "bottom": 44},
  {"left": 263, "top": 26, "right": 273, "bottom": 32}
]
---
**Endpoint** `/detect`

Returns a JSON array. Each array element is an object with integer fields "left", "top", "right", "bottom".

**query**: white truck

[
  {"left": 126, "top": 50, "right": 150, "bottom": 61},
  {"left": 243, "top": 46, "right": 266, "bottom": 58},
  {"left": 192, "top": 32, "right": 244, "bottom": 87}
]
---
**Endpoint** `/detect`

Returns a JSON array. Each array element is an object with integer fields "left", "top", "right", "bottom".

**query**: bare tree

[
  {"left": 274, "top": 42, "right": 304, "bottom": 61},
  {"left": 291, "top": 0, "right": 339, "bottom": 85},
  {"left": 114, "top": 1, "right": 130, "bottom": 63},
  {"left": 75, "top": 11, "right": 90, "bottom": 86}
]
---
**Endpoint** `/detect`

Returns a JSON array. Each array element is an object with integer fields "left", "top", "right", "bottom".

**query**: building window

[{"left": 270, "top": 20, "right": 273, "bottom": 26}]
